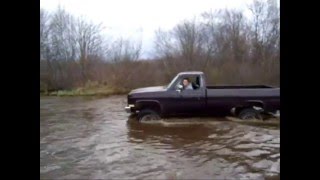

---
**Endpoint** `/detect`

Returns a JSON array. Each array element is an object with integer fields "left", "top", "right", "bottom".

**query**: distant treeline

[{"left": 40, "top": 0, "right": 279, "bottom": 93}]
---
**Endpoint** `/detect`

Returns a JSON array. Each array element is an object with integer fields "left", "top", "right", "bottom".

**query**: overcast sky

[{"left": 40, "top": 0, "right": 277, "bottom": 58}]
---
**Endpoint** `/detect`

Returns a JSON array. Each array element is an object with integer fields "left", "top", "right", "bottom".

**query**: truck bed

[
  {"left": 206, "top": 85, "right": 275, "bottom": 89},
  {"left": 206, "top": 86, "right": 279, "bottom": 97},
  {"left": 205, "top": 86, "right": 280, "bottom": 113}
]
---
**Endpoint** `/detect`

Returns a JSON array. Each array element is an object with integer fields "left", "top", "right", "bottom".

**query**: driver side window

[{"left": 175, "top": 76, "right": 201, "bottom": 90}]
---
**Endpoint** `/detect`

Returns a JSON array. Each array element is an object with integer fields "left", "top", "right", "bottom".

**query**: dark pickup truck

[{"left": 125, "top": 71, "right": 280, "bottom": 121}]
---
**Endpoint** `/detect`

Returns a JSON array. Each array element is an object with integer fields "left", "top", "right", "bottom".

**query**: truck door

[{"left": 176, "top": 75, "right": 206, "bottom": 115}]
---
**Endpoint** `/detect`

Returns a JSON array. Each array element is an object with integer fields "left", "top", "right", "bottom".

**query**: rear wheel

[
  {"left": 137, "top": 109, "right": 161, "bottom": 122},
  {"left": 238, "top": 108, "right": 262, "bottom": 120}
]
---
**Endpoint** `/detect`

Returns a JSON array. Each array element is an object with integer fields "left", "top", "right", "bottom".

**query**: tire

[
  {"left": 137, "top": 109, "right": 161, "bottom": 122},
  {"left": 238, "top": 108, "right": 262, "bottom": 120}
]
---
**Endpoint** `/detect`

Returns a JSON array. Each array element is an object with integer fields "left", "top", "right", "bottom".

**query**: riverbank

[{"left": 41, "top": 85, "right": 130, "bottom": 97}]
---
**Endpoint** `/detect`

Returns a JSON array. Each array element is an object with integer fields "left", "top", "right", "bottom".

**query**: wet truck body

[{"left": 125, "top": 71, "right": 280, "bottom": 121}]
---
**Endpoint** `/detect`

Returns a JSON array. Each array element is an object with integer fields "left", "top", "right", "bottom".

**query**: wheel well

[
  {"left": 233, "top": 102, "right": 264, "bottom": 116},
  {"left": 136, "top": 101, "right": 161, "bottom": 114}
]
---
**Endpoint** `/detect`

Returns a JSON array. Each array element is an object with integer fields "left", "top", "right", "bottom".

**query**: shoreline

[{"left": 40, "top": 86, "right": 130, "bottom": 97}]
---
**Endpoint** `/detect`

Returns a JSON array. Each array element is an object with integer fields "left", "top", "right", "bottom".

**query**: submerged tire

[
  {"left": 137, "top": 109, "right": 161, "bottom": 122},
  {"left": 238, "top": 108, "right": 262, "bottom": 120}
]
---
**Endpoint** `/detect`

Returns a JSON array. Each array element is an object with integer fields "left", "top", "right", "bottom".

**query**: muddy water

[{"left": 40, "top": 96, "right": 280, "bottom": 179}]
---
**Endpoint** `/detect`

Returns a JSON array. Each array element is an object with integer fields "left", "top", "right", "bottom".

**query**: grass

[{"left": 43, "top": 84, "right": 130, "bottom": 97}]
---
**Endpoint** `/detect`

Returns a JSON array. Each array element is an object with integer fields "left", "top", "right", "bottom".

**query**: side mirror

[{"left": 176, "top": 84, "right": 183, "bottom": 93}]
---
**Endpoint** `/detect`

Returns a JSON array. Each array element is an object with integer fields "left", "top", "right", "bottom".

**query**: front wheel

[
  {"left": 137, "top": 109, "right": 161, "bottom": 122},
  {"left": 238, "top": 108, "right": 262, "bottom": 120}
]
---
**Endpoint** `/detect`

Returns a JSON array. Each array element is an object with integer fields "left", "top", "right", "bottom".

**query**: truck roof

[{"left": 178, "top": 71, "right": 204, "bottom": 75}]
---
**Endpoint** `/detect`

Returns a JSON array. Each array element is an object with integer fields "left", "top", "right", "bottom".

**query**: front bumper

[{"left": 124, "top": 104, "right": 135, "bottom": 113}]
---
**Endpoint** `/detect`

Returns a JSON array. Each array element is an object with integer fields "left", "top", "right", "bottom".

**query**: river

[{"left": 40, "top": 96, "right": 280, "bottom": 179}]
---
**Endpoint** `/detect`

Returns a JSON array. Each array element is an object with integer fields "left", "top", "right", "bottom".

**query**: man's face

[{"left": 183, "top": 79, "right": 189, "bottom": 87}]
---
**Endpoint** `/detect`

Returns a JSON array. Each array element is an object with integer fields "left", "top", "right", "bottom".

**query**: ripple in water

[{"left": 40, "top": 96, "right": 280, "bottom": 179}]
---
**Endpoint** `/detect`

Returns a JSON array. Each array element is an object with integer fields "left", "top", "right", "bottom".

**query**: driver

[{"left": 182, "top": 78, "right": 193, "bottom": 90}]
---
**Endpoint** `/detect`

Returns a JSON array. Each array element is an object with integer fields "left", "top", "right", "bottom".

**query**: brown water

[{"left": 40, "top": 96, "right": 280, "bottom": 179}]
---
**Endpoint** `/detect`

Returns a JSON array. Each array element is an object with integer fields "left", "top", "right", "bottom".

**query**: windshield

[{"left": 166, "top": 74, "right": 179, "bottom": 90}]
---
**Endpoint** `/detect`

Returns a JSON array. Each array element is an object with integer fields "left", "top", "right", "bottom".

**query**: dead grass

[{"left": 48, "top": 82, "right": 130, "bottom": 97}]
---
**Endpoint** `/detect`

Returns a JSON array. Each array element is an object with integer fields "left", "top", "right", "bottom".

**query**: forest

[{"left": 40, "top": 0, "right": 279, "bottom": 96}]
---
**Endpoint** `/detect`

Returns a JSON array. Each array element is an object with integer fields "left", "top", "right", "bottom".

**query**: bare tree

[
  {"left": 49, "top": 6, "right": 77, "bottom": 61},
  {"left": 173, "top": 19, "right": 203, "bottom": 68},
  {"left": 265, "top": 0, "right": 280, "bottom": 60},
  {"left": 41, "top": 6, "right": 107, "bottom": 88},
  {"left": 107, "top": 37, "right": 142, "bottom": 62},
  {"left": 154, "top": 29, "right": 176, "bottom": 59},
  {"left": 104, "top": 37, "right": 142, "bottom": 87},
  {"left": 223, "top": 9, "right": 249, "bottom": 62},
  {"left": 154, "top": 18, "right": 213, "bottom": 73},
  {"left": 40, "top": 9, "right": 51, "bottom": 61},
  {"left": 201, "top": 9, "right": 249, "bottom": 63},
  {"left": 248, "top": 0, "right": 268, "bottom": 63},
  {"left": 154, "top": 29, "right": 178, "bottom": 76},
  {"left": 40, "top": 9, "right": 56, "bottom": 90},
  {"left": 248, "top": 0, "right": 279, "bottom": 63},
  {"left": 74, "top": 17, "right": 105, "bottom": 80}
]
